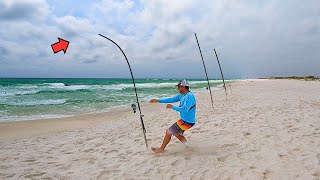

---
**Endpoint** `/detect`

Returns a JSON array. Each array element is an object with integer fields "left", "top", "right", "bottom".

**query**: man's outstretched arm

[{"left": 150, "top": 94, "right": 181, "bottom": 104}]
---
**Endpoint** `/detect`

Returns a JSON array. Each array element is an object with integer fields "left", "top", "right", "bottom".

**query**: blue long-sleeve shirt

[{"left": 159, "top": 91, "right": 196, "bottom": 123}]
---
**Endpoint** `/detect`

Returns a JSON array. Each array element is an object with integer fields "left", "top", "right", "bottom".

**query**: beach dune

[{"left": 0, "top": 79, "right": 320, "bottom": 179}]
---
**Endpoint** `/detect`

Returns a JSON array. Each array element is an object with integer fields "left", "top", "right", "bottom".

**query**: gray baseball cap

[{"left": 176, "top": 79, "right": 189, "bottom": 87}]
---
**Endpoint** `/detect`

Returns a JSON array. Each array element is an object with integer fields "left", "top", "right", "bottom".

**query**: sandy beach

[{"left": 0, "top": 79, "right": 320, "bottom": 179}]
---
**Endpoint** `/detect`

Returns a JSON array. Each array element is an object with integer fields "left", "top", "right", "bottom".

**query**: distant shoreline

[{"left": 259, "top": 76, "right": 320, "bottom": 81}]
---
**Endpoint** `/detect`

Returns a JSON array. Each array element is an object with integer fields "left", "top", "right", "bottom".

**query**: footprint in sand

[
  {"left": 88, "top": 158, "right": 97, "bottom": 164},
  {"left": 0, "top": 165, "right": 13, "bottom": 170},
  {"left": 24, "top": 172, "right": 46, "bottom": 178},
  {"left": 262, "top": 169, "right": 271, "bottom": 180},
  {"left": 105, "top": 149, "right": 119, "bottom": 154},
  {"left": 83, "top": 148, "right": 94, "bottom": 153},
  {"left": 288, "top": 148, "right": 301, "bottom": 156},
  {"left": 85, "top": 137, "right": 95, "bottom": 141},
  {"left": 278, "top": 153, "right": 289, "bottom": 161},
  {"left": 311, "top": 171, "right": 320, "bottom": 177},
  {"left": 22, "top": 159, "right": 36, "bottom": 163},
  {"left": 220, "top": 143, "right": 238, "bottom": 148},
  {"left": 118, "top": 134, "right": 125, "bottom": 138},
  {"left": 94, "top": 143, "right": 104, "bottom": 148},
  {"left": 126, "top": 150, "right": 133, "bottom": 154},
  {"left": 170, "top": 159, "right": 181, "bottom": 166},
  {"left": 4, "top": 173, "right": 15, "bottom": 178}
]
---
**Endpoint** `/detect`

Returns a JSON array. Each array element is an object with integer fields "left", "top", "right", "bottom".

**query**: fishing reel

[{"left": 131, "top": 103, "right": 137, "bottom": 113}]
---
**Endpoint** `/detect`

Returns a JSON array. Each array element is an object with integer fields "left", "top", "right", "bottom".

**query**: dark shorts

[{"left": 168, "top": 120, "right": 195, "bottom": 136}]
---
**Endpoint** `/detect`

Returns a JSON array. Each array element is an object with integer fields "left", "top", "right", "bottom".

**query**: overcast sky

[{"left": 0, "top": 0, "right": 319, "bottom": 79}]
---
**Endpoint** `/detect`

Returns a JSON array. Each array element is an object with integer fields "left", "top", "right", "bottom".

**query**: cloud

[
  {"left": 0, "top": 46, "right": 8, "bottom": 55},
  {"left": 139, "top": 0, "right": 195, "bottom": 23},
  {"left": 53, "top": 16, "right": 94, "bottom": 38},
  {"left": 93, "top": 0, "right": 134, "bottom": 12},
  {"left": 82, "top": 59, "right": 98, "bottom": 64},
  {"left": 0, "top": 0, "right": 49, "bottom": 21},
  {"left": 0, "top": 0, "right": 319, "bottom": 78}
]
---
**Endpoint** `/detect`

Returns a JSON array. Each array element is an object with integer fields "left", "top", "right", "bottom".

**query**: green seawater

[{"left": 0, "top": 78, "right": 231, "bottom": 122}]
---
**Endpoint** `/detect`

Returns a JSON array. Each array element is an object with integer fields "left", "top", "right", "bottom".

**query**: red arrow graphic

[{"left": 51, "top": 38, "right": 70, "bottom": 54}]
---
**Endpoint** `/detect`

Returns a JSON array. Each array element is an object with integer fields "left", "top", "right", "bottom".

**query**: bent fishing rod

[
  {"left": 194, "top": 33, "right": 214, "bottom": 109},
  {"left": 214, "top": 48, "right": 227, "bottom": 99},
  {"left": 98, "top": 34, "right": 148, "bottom": 147}
]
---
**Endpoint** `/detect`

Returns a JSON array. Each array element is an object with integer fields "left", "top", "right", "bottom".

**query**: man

[{"left": 149, "top": 79, "right": 196, "bottom": 153}]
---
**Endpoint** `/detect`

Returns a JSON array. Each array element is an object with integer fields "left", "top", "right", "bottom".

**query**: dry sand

[{"left": 0, "top": 79, "right": 320, "bottom": 179}]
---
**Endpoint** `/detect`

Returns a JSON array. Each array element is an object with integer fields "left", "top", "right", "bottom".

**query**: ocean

[{"left": 0, "top": 78, "right": 230, "bottom": 122}]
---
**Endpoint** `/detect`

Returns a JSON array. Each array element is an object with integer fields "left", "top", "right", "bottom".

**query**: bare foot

[
  {"left": 151, "top": 147, "right": 164, "bottom": 153},
  {"left": 183, "top": 143, "right": 190, "bottom": 148}
]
